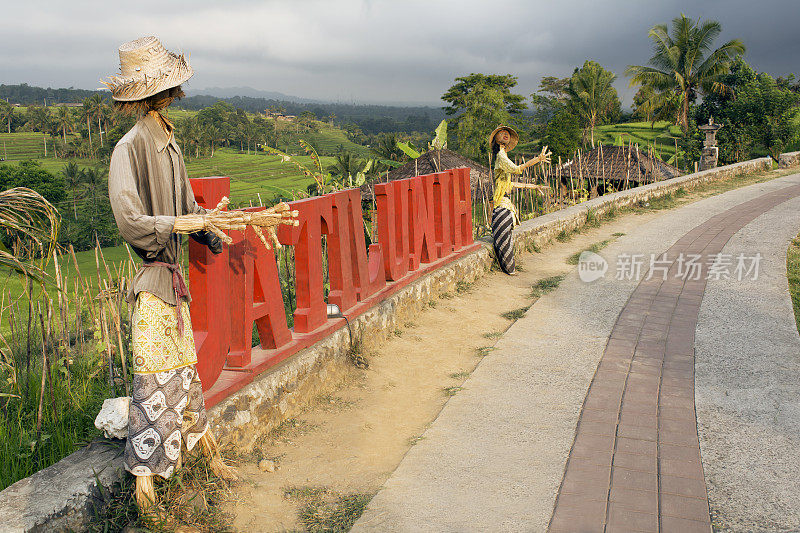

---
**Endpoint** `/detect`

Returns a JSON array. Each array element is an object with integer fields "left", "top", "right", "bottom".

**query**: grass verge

[
  {"left": 787, "top": 235, "right": 800, "bottom": 334},
  {"left": 566, "top": 239, "right": 615, "bottom": 265},
  {"left": 284, "top": 486, "right": 373, "bottom": 532}
]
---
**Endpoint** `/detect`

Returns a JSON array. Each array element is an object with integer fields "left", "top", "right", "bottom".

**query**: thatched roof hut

[
  {"left": 559, "top": 144, "right": 680, "bottom": 186},
  {"left": 361, "top": 148, "right": 490, "bottom": 201}
]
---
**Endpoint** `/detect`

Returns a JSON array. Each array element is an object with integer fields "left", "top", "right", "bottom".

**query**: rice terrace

[{"left": 0, "top": 2, "right": 799, "bottom": 532}]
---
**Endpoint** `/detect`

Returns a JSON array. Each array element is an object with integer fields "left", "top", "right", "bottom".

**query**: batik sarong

[
  {"left": 492, "top": 205, "right": 516, "bottom": 274},
  {"left": 124, "top": 291, "right": 208, "bottom": 479}
]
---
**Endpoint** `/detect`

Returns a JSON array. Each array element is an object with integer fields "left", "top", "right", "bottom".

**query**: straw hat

[
  {"left": 102, "top": 36, "right": 193, "bottom": 102},
  {"left": 488, "top": 125, "right": 519, "bottom": 151}
]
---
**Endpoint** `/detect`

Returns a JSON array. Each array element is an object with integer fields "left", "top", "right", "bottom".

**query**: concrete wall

[
  {"left": 0, "top": 155, "right": 780, "bottom": 532},
  {"left": 779, "top": 151, "right": 800, "bottom": 169}
]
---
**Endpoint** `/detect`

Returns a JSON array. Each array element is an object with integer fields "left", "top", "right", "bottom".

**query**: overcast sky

[{"left": 2, "top": 0, "right": 798, "bottom": 107}]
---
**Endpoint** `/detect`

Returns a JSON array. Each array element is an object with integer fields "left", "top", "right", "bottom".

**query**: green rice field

[
  {"left": 595, "top": 121, "right": 683, "bottom": 161},
  {"left": 184, "top": 148, "right": 326, "bottom": 203},
  {"left": 0, "top": 132, "right": 50, "bottom": 161}
]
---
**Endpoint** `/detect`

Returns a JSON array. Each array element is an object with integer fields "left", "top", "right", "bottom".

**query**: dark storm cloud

[{"left": 1, "top": 0, "right": 798, "bottom": 106}]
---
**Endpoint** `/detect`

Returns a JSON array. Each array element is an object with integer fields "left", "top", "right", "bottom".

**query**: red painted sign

[{"left": 188, "top": 168, "right": 477, "bottom": 408}]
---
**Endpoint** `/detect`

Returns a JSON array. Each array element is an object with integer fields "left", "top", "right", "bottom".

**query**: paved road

[{"left": 353, "top": 173, "right": 800, "bottom": 532}]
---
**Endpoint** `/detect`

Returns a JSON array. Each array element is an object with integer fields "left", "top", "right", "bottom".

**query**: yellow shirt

[{"left": 493, "top": 147, "right": 523, "bottom": 205}]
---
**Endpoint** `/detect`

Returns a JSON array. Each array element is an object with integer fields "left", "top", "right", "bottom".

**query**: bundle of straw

[{"left": 173, "top": 197, "right": 299, "bottom": 250}]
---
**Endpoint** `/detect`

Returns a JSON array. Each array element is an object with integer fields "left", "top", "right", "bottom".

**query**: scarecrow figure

[
  {"left": 104, "top": 36, "right": 297, "bottom": 520},
  {"left": 488, "top": 126, "right": 551, "bottom": 274}
]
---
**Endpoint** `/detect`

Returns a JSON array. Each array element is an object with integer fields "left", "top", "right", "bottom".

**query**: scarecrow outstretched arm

[{"left": 173, "top": 199, "right": 299, "bottom": 250}]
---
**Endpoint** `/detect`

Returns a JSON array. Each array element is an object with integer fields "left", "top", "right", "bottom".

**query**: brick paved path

[{"left": 549, "top": 183, "right": 800, "bottom": 532}]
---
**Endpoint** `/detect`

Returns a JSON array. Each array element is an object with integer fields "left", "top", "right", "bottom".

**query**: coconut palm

[
  {"left": 0, "top": 101, "right": 13, "bottom": 134},
  {"left": 54, "top": 106, "right": 75, "bottom": 144},
  {"left": 100, "top": 102, "right": 115, "bottom": 144},
  {"left": 567, "top": 61, "right": 620, "bottom": 148},
  {"left": 206, "top": 125, "right": 224, "bottom": 157},
  {"left": 626, "top": 14, "right": 746, "bottom": 132},
  {"left": 370, "top": 133, "right": 405, "bottom": 162},
  {"left": 91, "top": 96, "right": 107, "bottom": 147},
  {"left": 60, "top": 162, "right": 84, "bottom": 220},
  {"left": 329, "top": 152, "right": 362, "bottom": 179},
  {"left": 25, "top": 105, "right": 52, "bottom": 158},
  {"left": 81, "top": 95, "right": 102, "bottom": 154}
]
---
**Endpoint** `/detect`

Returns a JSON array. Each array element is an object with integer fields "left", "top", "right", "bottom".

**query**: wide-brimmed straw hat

[
  {"left": 101, "top": 36, "right": 193, "bottom": 102},
  {"left": 488, "top": 125, "right": 519, "bottom": 151}
]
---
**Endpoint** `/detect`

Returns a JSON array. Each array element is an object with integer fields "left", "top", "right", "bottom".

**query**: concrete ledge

[
  {"left": 779, "top": 151, "right": 800, "bottom": 169},
  {"left": 509, "top": 157, "right": 772, "bottom": 258},
  {"left": 0, "top": 155, "right": 777, "bottom": 531}
]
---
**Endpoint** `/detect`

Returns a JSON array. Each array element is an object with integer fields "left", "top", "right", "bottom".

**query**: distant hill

[
  {"left": 178, "top": 95, "right": 446, "bottom": 134},
  {"left": 1, "top": 83, "right": 448, "bottom": 134},
  {"left": 0, "top": 83, "right": 103, "bottom": 105},
  {"left": 188, "top": 86, "right": 322, "bottom": 103}
]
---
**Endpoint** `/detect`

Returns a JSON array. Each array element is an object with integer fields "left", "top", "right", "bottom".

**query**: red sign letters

[{"left": 188, "top": 168, "right": 477, "bottom": 408}]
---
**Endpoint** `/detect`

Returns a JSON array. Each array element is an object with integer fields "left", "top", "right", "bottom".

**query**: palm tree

[
  {"left": 0, "top": 101, "right": 13, "bottom": 134},
  {"left": 567, "top": 61, "right": 620, "bottom": 148},
  {"left": 81, "top": 166, "right": 103, "bottom": 230},
  {"left": 206, "top": 125, "right": 224, "bottom": 157},
  {"left": 329, "top": 152, "right": 361, "bottom": 179},
  {"left": 54, "top": 106, "right": 75, "bottom": 144},
  {"left": 371, "top": 133, "right": 405, "bottom": 162},
  {"left": 26, "top": 105, "right": 52, "bottom": 157},
  {"left": 100, "top": 102, "right": 115, "bottom": 145},
  {"left": 81, "top": 95, "right": 102, "bottom": 155},
  {"left": 61, "top": 162, "right": 83, "bottom": 220},
  {"left": 626, "top": 14, "right": 746, "bottom": 132},
  {"left": 91, "top": 96, "right": 106, "bottom": 148}
]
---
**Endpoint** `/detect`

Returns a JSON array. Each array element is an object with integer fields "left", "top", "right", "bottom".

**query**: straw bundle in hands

[{"left": 173, "top": 197, "right": 299, "bottom": 250}]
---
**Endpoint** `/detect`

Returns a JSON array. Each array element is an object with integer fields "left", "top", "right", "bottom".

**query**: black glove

[{"left": 189, "top": 230, "right": 223, "bottom": 255}]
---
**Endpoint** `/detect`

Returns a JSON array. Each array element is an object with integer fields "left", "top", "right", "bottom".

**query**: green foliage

[
  {"left": 454, "top": 81, "right": 512, "bottom": 162},
  {"left": 787, "top": 235, "right": 800, "bottom": 334},
  {"left": 396, "top": 141, "right": 421, "bottom": 159},
  {"left": 567, "top": 61, "right": 621, "bottom": 147},
  {"left": 501, "top": 307, "right": 529, "bottom": 320},
  {"left": 0, "top": 160, "right": 65, "bottom": 204},
  {"left": 530, "top": 275, "right": 565, "bottom": 298},
  {"left": 430, "top": 119, "right": 448, "bottom": 150},
  {"left": 369, "top": 132, "right": 407, "bottom": 163},
  {"left": 542, "top": 108, "right": 581, "bottom": 160},
  {"left": 442, "top": 73, "right": 527, "bottom": 116},
  {"left": 698, "top": 57, "right": 800, "bottom": 163},
  {"left": 626, "top": 14, "right": 746, "bottom": 132},
  {"left": 0, "top": 101, "right": 13, "bottom": 135},
  {"left": 530, "top": 76, "right": 570, "bottom": 131}
]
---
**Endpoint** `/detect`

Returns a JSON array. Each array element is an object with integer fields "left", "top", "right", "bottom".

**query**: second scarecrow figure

[
  {"left": 104, "top": 36, "right": 240, "bottom": 520},
  {"left": 488, "top": 126, "right": 551, "bottom": 274}
]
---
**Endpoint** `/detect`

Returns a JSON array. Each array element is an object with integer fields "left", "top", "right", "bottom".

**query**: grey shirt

[{"left": 108, "top": 112, "right": 206, "bottom": 305}]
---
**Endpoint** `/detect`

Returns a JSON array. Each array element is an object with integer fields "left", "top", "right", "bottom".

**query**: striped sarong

[{"left": 492, "top": 205, "right": 515, "bottom": 274}]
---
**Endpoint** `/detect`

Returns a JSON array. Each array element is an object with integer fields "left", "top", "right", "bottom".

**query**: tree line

[{"left": 440, "top": 14, "right": 800, "bottom": 169}]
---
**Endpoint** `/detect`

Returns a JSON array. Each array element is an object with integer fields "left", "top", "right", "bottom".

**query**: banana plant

[
  {"left": 264, "top": 140, "right": 335, "bottom": 195},
  {"left": 396, "top": 119, "right": 448, "bottom": 160},
  {"left": 429, "top": 119, "right": 447, "bottom": 150},
  {"left": 396, "top": 141, "right": 421, "bottom": 159}
]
